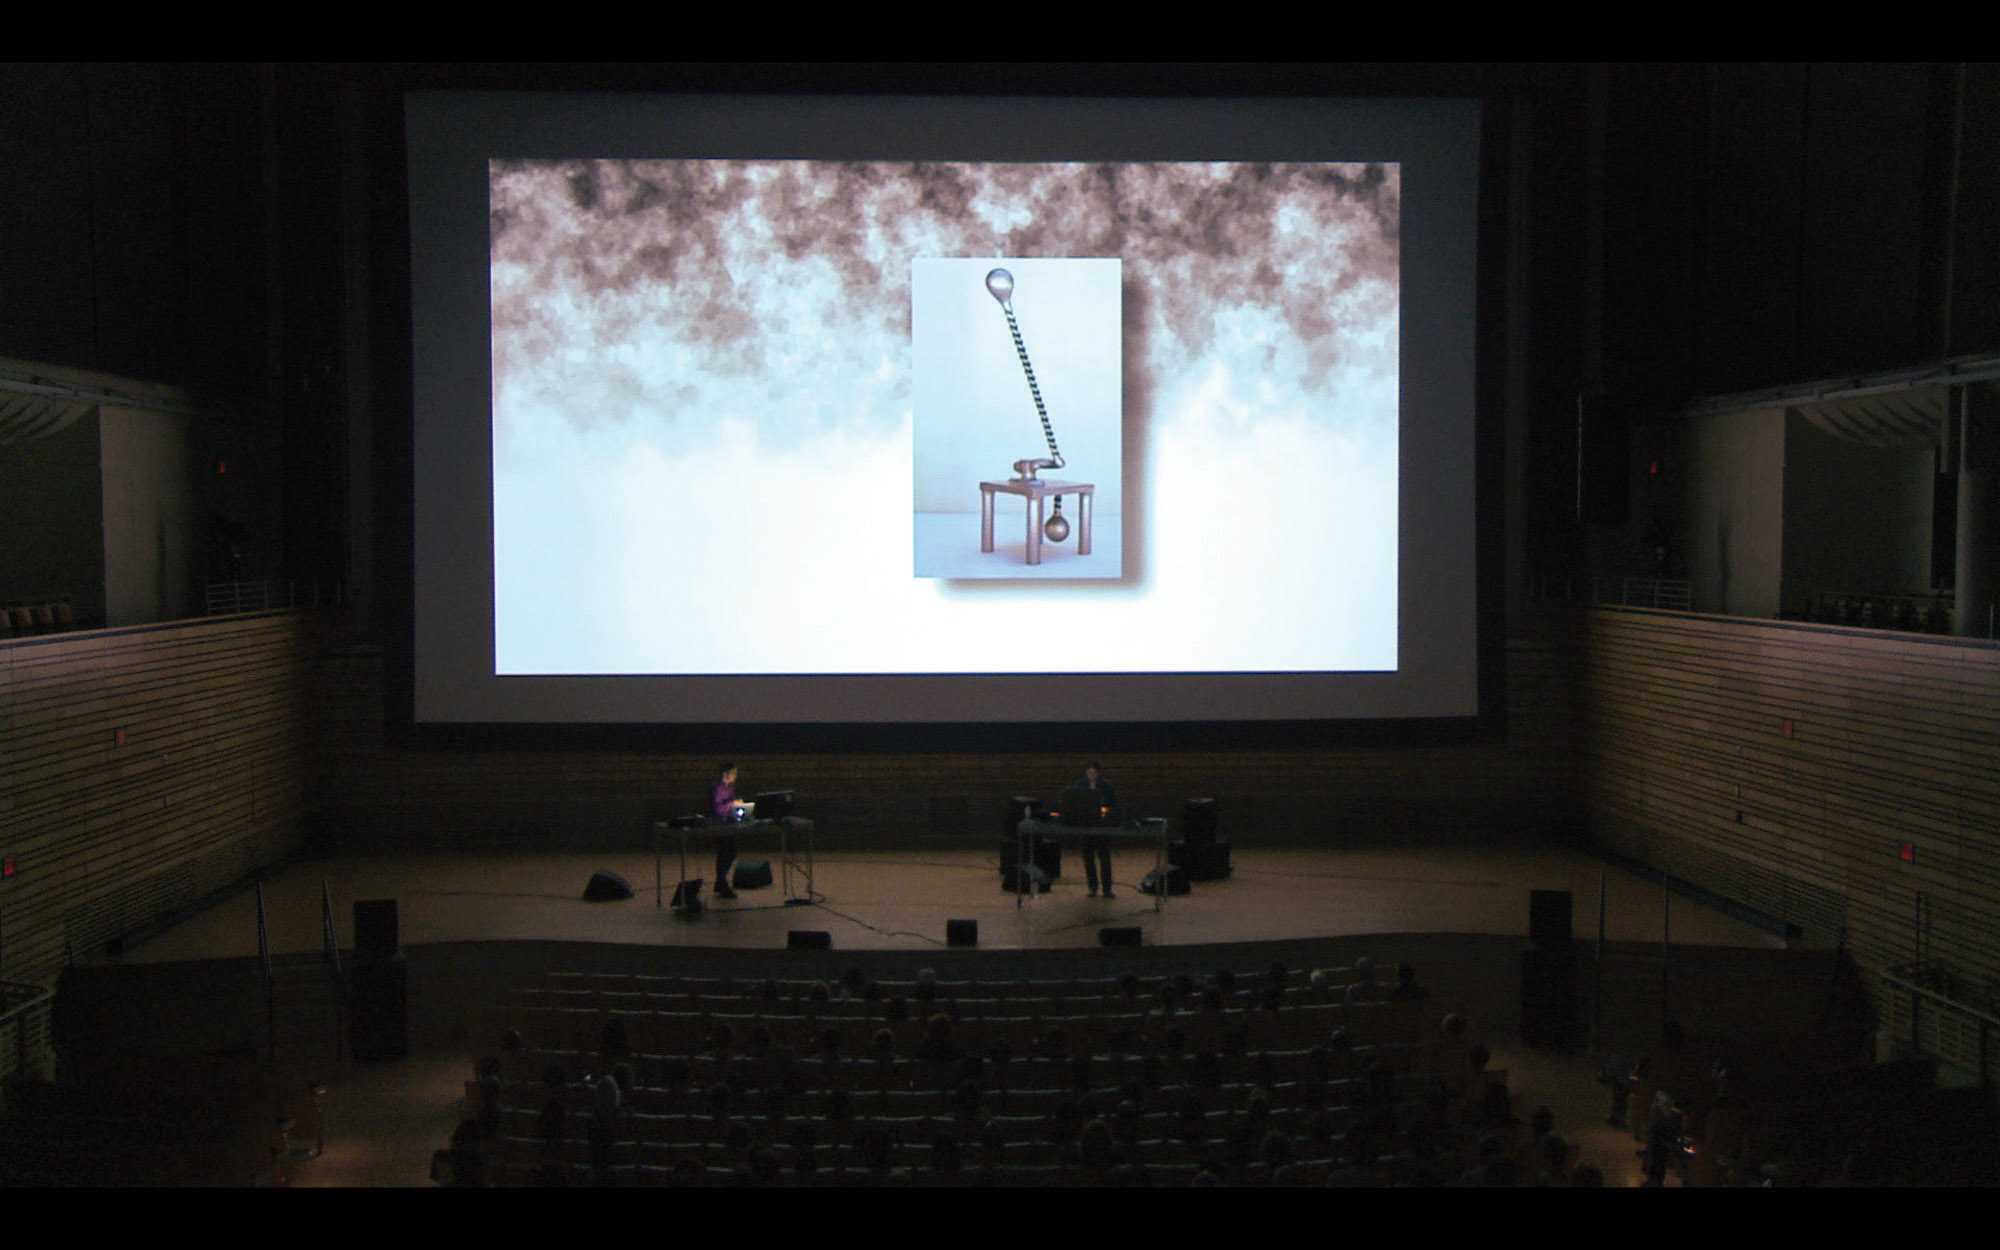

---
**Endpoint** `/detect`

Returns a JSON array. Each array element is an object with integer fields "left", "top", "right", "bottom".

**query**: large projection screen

[{"left": 408, "top": 93, "right": 1482, "bottom": 728}]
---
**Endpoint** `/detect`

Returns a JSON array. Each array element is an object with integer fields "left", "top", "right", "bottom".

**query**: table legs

[{"left": 979, "top": 485, "right": 1095, "bottom": 566}]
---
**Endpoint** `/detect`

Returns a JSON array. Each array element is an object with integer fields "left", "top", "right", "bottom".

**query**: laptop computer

[
  {"left": 753, "top": 790, "right": 795, "bottom": 822},
  {"left": 1056, "top": 787, "right": 1114, "bottom": 828}
]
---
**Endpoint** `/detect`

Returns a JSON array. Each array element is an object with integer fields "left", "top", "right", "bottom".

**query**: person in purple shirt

[{"left": 710, "top": 762, "right": 741, "bottom": 899}]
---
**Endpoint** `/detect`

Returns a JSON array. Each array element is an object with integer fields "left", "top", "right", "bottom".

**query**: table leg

[
  {"left": 1028, "top": 496, "right": 1043, "bottom": 565},
  {"left": 980, "top": 487, "right": 995, "bottom": 553},
  {"left": 1077, "top": 491, "right": 1093, "bottom": 557}
]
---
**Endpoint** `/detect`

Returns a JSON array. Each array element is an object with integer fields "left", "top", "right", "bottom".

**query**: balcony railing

[
  {"left": 203, "top": 580, "right": 340, "bottom": 616},
  {"left": 1880, "top": 960, "right": 1998, "bottom": 1088}
]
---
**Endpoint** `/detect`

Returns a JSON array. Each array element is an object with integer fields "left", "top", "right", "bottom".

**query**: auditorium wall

[
  {"left": 304, "top": 633, "right": 1581, "bottom": 857},
  {"left": 0, "top": 612, "right": 314, "bottom": 1081},
  {"left": 1577, "top": 606, "right": 2000, "bottom": 1021}
]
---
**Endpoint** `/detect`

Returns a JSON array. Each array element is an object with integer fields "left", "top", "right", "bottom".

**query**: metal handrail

[
  {"left": 2, "top": 979, "right": 55, "bottom": 1085},
  {"left": 1882, "top": 961, "right": 2000, "bottom": 1031},
  {"left": 1880, "top": 960, "right": 1996, "bottom": 1086},
  {"left": 0, "top": 980, "right": 54, "bottom": 1025}
]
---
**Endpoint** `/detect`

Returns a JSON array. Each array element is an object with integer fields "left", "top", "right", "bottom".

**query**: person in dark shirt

[{"left": 1074, "top": 763, "right": 1118, "bottom": 896}]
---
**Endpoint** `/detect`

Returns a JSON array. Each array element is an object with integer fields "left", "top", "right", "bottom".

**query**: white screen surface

[{"left": 410, "top": 94, "right": 1481, "bottom": 725}]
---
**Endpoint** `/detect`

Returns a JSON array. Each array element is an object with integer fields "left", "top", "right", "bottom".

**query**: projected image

[
  {"left": 912, "top": 257, "right": 1123, "bottom": 579},
  {"left": 488, "top": 158, "right": 1398, "bottom": 677}
]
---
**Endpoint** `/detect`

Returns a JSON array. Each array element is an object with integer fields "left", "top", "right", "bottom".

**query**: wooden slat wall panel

[
  {"left": 307, "top": 637, "right": 1581, "bottom": 854},
  {"left": 1578, "top": 608, "right": 2000, "bottom": 999},
  {"left": 0, "top": 613, "right": 313, "bottom": 1078}
]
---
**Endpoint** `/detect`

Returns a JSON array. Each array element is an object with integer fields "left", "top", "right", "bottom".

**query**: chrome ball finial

[
  {"left": 985, "top": 268, "right": 1014, "bottom": 308},
  {"left": 1044, "top": 497, "right": 1069, "bottom": 543}
]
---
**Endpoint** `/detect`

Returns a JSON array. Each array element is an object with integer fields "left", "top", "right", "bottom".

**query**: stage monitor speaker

[
  {"left": 1182, "top": 797, "right": 1218, "bottom": 847},
  {"left": 1521, "top": 945, "right": 1579, "bottom": 1048},
  {"left": 732, "top": 859, "right": 773, "bottom": 890},
  {"left": 582, "top": 869, "right": 634, "bottom": 901},
  {"left": 354, "top": 899, "right": 398, "bottom": 956},
  {"left": 351, "top": 952, "right": 408, "bottom": 1061},
  {"left": 788, "top": 930, "right": 832, "bottom": 950},
  {"left": 1529, "top": 889, "right": 1574, "bottom": 945},
  {"left": 670, "top": 880, "right": 705, "bottom": 915},
  {"left": 947, "top": 919, "right": 979, "bottom": 947},
  {"left": 999, "top": 835, "right": 1062, "bottom": 878},
  {"left": 1138, "top": 865, "right": 1190, "bottom": 896},
  {"left": 1169, "top": 839, "right": 1233, "bottom": 882},
  {"left": 1099, "top": 926, "right": 1142, "bottom": 947},
  {"left": 1001, "top": 864, "right": 1050, "bottom": 894}
]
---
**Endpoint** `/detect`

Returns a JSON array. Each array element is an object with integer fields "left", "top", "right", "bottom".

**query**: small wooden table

[{"left": 979, "top": 478, "right": 1095, "bottom": 566}]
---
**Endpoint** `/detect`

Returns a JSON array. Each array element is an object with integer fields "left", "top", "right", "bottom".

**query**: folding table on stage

[
  {"left": 1012, "top": 815, "right": 1171, "bottom": 913},
  {"left": 654, "top": 816, "right": 817, "bottom": 909}
]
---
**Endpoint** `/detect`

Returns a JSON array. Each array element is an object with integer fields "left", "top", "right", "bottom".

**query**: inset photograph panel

[{"left": 913, "top": 257, "right": 1123, "bottom": 579}]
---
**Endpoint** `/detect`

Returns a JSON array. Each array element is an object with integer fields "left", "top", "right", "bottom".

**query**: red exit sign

[{"left": 1, "top": 855, "right": 15, "bottom": 877}]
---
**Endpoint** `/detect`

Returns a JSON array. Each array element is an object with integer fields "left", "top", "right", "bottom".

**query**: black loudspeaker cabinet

[
  {"left": 1099, "top": 926, "right": 1143, "bottom": 947},
  {"left": 732, "top": 859, "right": 773, "bottom": 890},
  {"left": 1000, "top": 836, "right": 1062, "bottom": 880},
  {"left": 1182, "top": 797, "right": 1219, "bottom": 847},
  {"left": 353, "top": 898, "right": 398, "bottom": 956},
  {"left": 1138, "top": 865, "right": 1190, "bottom": 896},
  {"left": 946, "top": 919, "right": 979, "bottom": 947},
  {"left": 1169, "top": 839, "right": 1232, "bottom": 882},
  {"left": 1520, "top": 945, "right": 1579, "bottom": 1049},
  {"left": 1001, "top": 864, "right": 1051, "bottom": 894},
  {"left": 1529, "top": 889, "right": 1574, "bottom": 945},
  {"left": 583, "top": 869, "right": 634, "bottom": 901},
  {"left": 787, "top": 930, "right": 832, "bottom": 950},
  {"left": 351, "top": 952, "right": 409, "bottom": 1061}
]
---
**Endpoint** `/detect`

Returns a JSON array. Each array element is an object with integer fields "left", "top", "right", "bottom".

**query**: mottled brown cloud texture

[{"left": 489, "top": 159, "right": 1397, "bottom": 450}]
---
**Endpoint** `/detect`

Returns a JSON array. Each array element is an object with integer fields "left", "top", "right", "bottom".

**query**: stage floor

[{"left": 100, "top": 839, "right": 1785, "bottom": 966}]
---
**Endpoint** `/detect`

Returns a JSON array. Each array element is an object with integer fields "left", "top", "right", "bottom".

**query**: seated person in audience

[
  {"left": 1534, "top": 1133, "right": 1572, "bottom": 1187},
  {"left": 1075, "top": 1117, "right": 1120, "bottom": 1178},
  {"left": 598, "top": 1018, "right": 630, "bottom": 1063},
  {"left": 439, "top": 1119, "right": 484, "bottom": 1188},
  {"left": 1641, "top": 1090, "right": 1683, "bottom": 1186},
  {"left": 915, "top": 1013, "right": 963, "bottom": 1062},
  {"left": 1528, "top": 1104, "right": 1555, "bottom": 1144},
  {"left": 585, "top": 1070, "right": 623, "bottom": 1185},
  {"left": 474, "top": 1056, "right": 504, "bottom": 1138},
  {"left": 1391, "top": 963, "right": 1429, "bottom": 1001}
]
